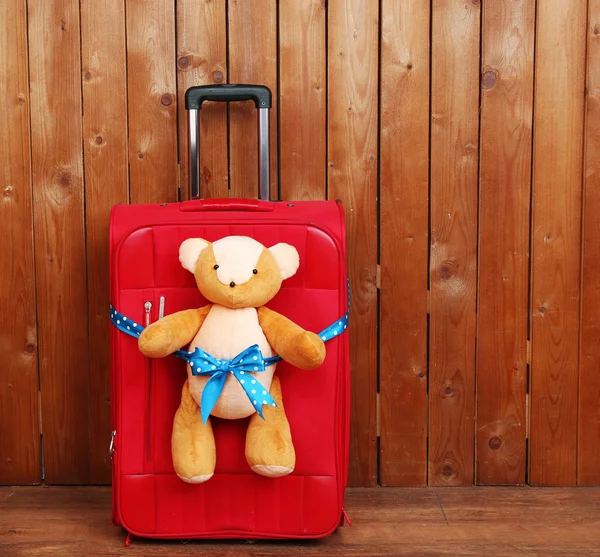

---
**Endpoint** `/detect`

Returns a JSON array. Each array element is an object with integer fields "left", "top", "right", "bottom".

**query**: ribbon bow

[{"left": 185, "top": 344, "right": 277, "bottom": 424}]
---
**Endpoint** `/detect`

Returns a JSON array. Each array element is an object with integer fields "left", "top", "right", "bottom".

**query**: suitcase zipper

[
  {"left": 144, "top": 301, "right": 153, "bottom": 463},
  {"left": 144, "top": 301, "right": 152, "bottom": 327},
  {"left": 109, "top": 429, "right": 116, "bottom": 458}
]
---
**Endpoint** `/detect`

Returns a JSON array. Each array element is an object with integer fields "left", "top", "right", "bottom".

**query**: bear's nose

[{"left": 229, "top": 282, "right": 236, "bottom": 288}]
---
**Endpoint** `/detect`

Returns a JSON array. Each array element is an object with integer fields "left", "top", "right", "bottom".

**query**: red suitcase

[{"left": 109, "top": 85, "right": 350, "bottom": 541}]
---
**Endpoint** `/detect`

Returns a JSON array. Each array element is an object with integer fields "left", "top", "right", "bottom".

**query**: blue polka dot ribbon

[
  {"left": 109, "top": 278, "right": 350, "bottom": 422},
  {"left": 109, "top": 309, "right": 145, "bottom": 339},
  {"left": 182, "top": 344, "right": 277, "bottom": 424}
]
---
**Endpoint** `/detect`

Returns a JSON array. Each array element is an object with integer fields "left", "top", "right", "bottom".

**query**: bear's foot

[
  {"left": 172, "top": 380, "right": 216, "bottom": 483},
  {"left": 177, "top": 473, "right": 214, "bottom": 484},
  {"left": 245, "top": 376, "right": 295, "bottom": 477}
]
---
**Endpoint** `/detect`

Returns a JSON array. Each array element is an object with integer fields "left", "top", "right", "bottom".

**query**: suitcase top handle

[
  {"left": 185, "top": 84, "right": 272, "bottom": 110},
  {"left": 186, "top": 84, "right": 272, "bottom": 201}
]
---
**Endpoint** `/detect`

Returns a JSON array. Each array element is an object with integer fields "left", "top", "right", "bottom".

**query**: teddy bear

[{"left": 138, "top": 235, "right": 326, "bottom": 484}]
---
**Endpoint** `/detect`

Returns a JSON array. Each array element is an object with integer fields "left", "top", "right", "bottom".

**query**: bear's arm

[
  {"left": 257, "top": 306, "right": 325, "bottom": 370},
  {"left": 138, "top": 305, "right": 213, "bottom": 358}
]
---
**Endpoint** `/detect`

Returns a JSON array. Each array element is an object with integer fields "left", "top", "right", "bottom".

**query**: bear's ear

[
  {"left": 269, "top": 243, "right": 299, "bottom": 280},
  {"left": 179, "top": 238, "right": 210, "bottom": 273}
]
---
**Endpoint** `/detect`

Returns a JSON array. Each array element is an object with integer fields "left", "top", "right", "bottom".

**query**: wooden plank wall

[
  {"left": 1, "top": 0, "right": 599, "bottom": 487},
  {"left": 379, "top": 0, "right": 429, "bottom": 487},
  {"left": 428, "top": 0, "right": 480, "bottom": 487},
  {"left": 530, "top": 0, "right": 586, "bottom": 487},
  {"left": 476, "top": 0, "right": 533, "bottom": 486},
  {"left": 28, "top": 0, "right": 90, "bottom": 484},
  {"left": 580, "top": 0, "right": 600, "bottom": 487},
  {"left": 0, "top": 0, "right": 39, "bottom": 485}
]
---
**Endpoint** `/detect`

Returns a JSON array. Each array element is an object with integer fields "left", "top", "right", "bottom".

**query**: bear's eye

[
  {"left": 252, "top": 269, "right": 258, "bottom": 274},
  {"left": 213, "top": 264, "right": 219, "bottom": 270}
]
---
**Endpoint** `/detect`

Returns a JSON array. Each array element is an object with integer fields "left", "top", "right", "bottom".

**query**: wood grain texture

[
  {"left": 126, "top": 0, "right": 177, "bottom": 204},
  {"left": 529, "top": 0, "right": 586, "bottom": 487},
  {"left": 429, "top": 0, "right": 480, "bottom": 487},
  {"left": 578, "top": 0, "right": 600, "bottom": 487},
  {"left": 279, "top": 0, "right": 326, "bottom": 200},
  {"left": 379, "top": 0, "right": 429, "bottom": 487},
  {"left": 328, "top": 0, "right": 379, "bottom": 487},
  {"left": 228, "top": 0, "right": 278, "bottom": 200},
  {"left": 3, "top": 486, "right": 600, "bottom": 555},
  {"left": 476, "top": 0, "right": 534, "bottom": 486},
  {"left": 80, "top": 0, "right": 128, "bottom": 485},
  {"left": 0, "top": 0, "right": 40, "bottom": 485},
  {"left": 177, "top": 0, "right": 228, "bottom": 200},
  {"left": 28, "top": 0, "right": 89, "bottom": 484}
]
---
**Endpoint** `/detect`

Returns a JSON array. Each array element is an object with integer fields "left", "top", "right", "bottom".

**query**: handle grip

[
  {"left": 179, "top": 198, "right": 274, "bottom": 212},
  {"left": 185, "top": 84, "right": 272, "bottom": 110}
]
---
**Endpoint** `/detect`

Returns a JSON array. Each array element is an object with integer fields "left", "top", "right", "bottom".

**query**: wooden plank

[
  {"left": 279, "top": 0, "right": 326, "bottom": 200},
  {"left": 578, "top": 0, "right": 600, "bottom": 487},
  {"left": 177, "top": 0, "right": 228, "bottom": 200},
  {"left": 126, "top": 0, "right": 177, "bottom": 204},
  {"left": 529, "top": 0, "right": 586, "bottom": 486},
  {"left": 475, "top": 0, "right": 534, "bottom": 486},
  {"left": 4, "top": 486, "right": 600, "bottom": 555},
  {"left": 328, "top": 0, "right": 379, "bottom": 486},
  {"left": 228, "top": 0, "right": 277, "bottom": 200},
  {"left": 80, "top": 0, "right": 128, "bottom": 484},
  {"left": 379, "top": 0, "right": 429, "bottom": 486},
  {"left": 0, "top": 0, "right": 40, "bottom": 485},
  {"left": 429, "top": 0, "right": 480, "bottom": 486},
  {"left": 28, "top": 0, "right": 90, "bottom": 484}
]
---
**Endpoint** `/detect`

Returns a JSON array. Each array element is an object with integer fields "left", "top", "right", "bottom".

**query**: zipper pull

[
  {"left": 109, "top": 430, "right": 116, "bottom": 458},
  {"left": 158, "top": 296, "right": 165, "bottom": 320},
  {"left": 144, "top": 301, "right": 152, "bottom": 327}
]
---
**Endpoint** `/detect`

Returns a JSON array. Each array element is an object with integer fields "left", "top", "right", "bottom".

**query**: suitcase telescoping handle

[{"left": 185, "top": 84, "right": 272, "bottom": 201}]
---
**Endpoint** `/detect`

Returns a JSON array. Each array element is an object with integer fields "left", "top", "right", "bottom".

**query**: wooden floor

[{"left": 1, "top": 486, "right": 600, "bottom": 556}]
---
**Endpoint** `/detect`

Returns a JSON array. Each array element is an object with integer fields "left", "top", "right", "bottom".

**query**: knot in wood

[
  {"left": 441, "top": 384, "right": 455, "bottom": 399},
  {"left": 482, "top": 69, "right": 498, "bottom": 89},
  {"left": 57, "top": 170, "right": 72, "bottom": 188},
  {"left": 489, "top": 436, "right": 502, "bottom": 450},
  {"left": 201, "top": 166, "right": 212, "bottom": 183},
  {"left": 441, "top": 465, "right": 454, "bottom": 478},
  {"left": 438, "top": 262, "right": 456, "bottom": 280}
]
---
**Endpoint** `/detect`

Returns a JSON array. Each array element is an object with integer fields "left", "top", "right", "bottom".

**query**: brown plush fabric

[
  {"left": 193, "top": 244, "right": 283, "bottom": 309},
  {"left": 245, "top": 376, "right": 295, "bottom": 476},
  {"left": 257, "top": 306, "right": 326, "bottom": 369},
  {"left": 171, "top": 380, "right": 216, "bottom": 482},
  {"left": 138, "top": 306, "right": 212, "bottom": 358}
]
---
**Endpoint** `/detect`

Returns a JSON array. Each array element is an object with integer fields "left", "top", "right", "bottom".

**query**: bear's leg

[
  {"left": 172, "top": 379, "right": 216, "bottom": 483},
  {"left": 245, "top": 375, "right": 295, "bottom": 477}
]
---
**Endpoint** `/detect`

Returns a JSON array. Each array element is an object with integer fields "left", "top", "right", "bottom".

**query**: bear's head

[{"left": 179, "top": 236, "right": 299, "bottom": 309}]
